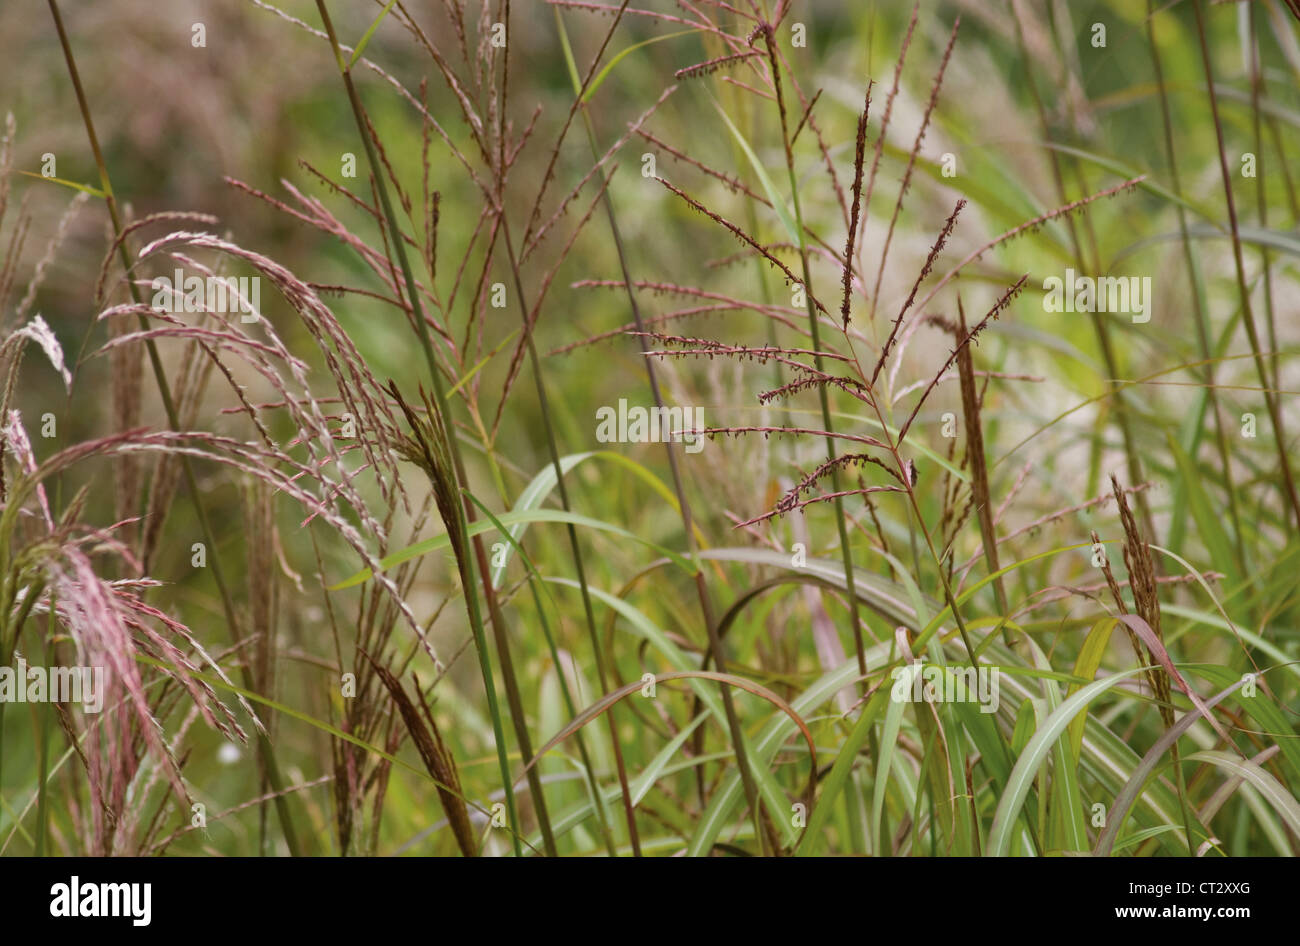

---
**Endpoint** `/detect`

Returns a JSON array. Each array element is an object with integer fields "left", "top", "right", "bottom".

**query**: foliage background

[{"left": 1, "top": 0, "right": 1297, "bottom": 856}]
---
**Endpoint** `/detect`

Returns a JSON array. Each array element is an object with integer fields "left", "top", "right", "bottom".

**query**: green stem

[
  {"left": 761, "top": 26, "right": 867, "bottom": 681},
  {"left": 499, "top": 220, "right": 639, "bottom": 856},
  {"left": 314, "top": 0, "right": 522, "bottom": 856},
  {"left": 493, "top": 2, "right": 631, "bottom": 855},
  {"left": 1190, "top": 0, "right": 1300, "bottom": 529},
  {"left": 554, "top": 6, "right": 773, "bottom": 856},
  {"left": 1143, "top": 0, "right": 1244, "bottom": 565}
]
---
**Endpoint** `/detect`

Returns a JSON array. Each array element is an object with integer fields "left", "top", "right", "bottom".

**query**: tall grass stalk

[
  {"left": 1009, "top": 7, "right": 1156, "bottom": 542},
  {"left": 314, "top": 0, "right": 530, "bottom": 856},
  {"left": 553, "top": 6, "right": 774, "bottom": 855},
  {"left": 759, "top": 23, "right": 867, "bottom": 682},
  {"left": 1191, "top": 0, "right": 1300, "bottom": 529},
  {"left": 495, "top": 1, "right": 637, "bottom": 855},
  {"left": 1143, "top": 0, "right": 1244, "bottom": 566}
]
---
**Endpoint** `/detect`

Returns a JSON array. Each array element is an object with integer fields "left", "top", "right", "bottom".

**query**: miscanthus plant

[{"left": 0, "top": 0, "right": 1297, "bottom": 856}]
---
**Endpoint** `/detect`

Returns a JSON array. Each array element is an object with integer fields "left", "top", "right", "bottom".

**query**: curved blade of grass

[
  {"left": 699, "top": 547, "right": 933, "bottom": 631},
  {"left": 520, "top": 671, "right": 815, "bottom": 798},
  {"left": 872, "top": 666, "right": 911, "bottom": 852},
  {"left": 988, "top": 648, "right": 1188, "bottom": 846},
  {"left": 710, "top": 96, "right": 799, "bottom": 243},
  {"left": 490, "top": 450, "right": 689, "bottom": 588},
  {"left": 1163, "top": 604, "right": 1300, "bottom": 684},
  {"left": 1067, "top": 618, "right": 1118, "bottom": 763},
  {"left": 1114, "top": 612, "right": 1234, "bottom": 747},
  {"left": 1113, "top": 223, "right": 1300, "bottom": 264},
  {"left": 688, "top": 653, "right": 880, "bottom": 856},
  {"left": 332, "top": 507, "right": 694, "bottom": 589},
  {"left": 915, "top": 543, "right": 1091, "bottom": 651},
  {"left": 583, "top": 30, "right": 698, "bottom": 103},
  {"left": 1183, "top": 751, "right": 1300, "bottom": 840},
  {"left": 987, "top": 668, "right": 1147, "bottom": 856},
  {"left": 1042, "top": 142, "right": 1220, "bottom": 224},
  {"left": 525, "top": 748, "right": 731, "bottom": 850},
  {"left": 1186, "top": 664, "right": 1300, "bottom": 784},
  {"left": 1112, "top": 824, "right": 1186, "bottom": 853},
  {"left": 796, "top": 684, "right": 890, "bottom": 855},
  {"left": 630, "top": 713, "right": 708, "bottom": 807},
  {"left": 1094, "top": 677, "right": 1245, "bottom": 856},
  {"left": 543, "top": 577, "right": 800, "bottom": 847},
  {"left": 1028, "top": 635, "right": 1087, "bottom": 853}
]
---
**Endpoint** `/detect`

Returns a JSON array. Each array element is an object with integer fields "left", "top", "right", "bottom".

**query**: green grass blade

[
  {"left": 348, "top": 0, "right": 398, "bottom": 67},
  {"left": 332, "top": 507, "right": 695, "bottom": 589},
  {"left": 987, "top": 668, "right": 1146, "bottom": 856}
]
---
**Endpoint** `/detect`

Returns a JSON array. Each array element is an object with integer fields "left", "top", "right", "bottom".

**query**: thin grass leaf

[{"left": 987, "top": 668, "right": 1147, "bottom": 856}]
